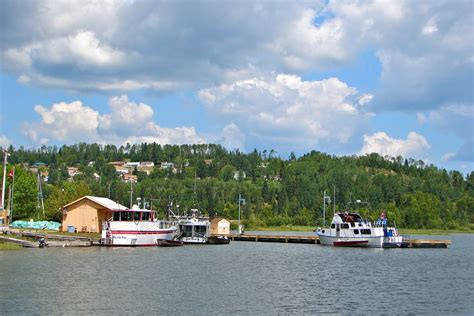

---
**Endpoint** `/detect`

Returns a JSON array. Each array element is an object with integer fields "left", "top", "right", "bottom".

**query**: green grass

[
  {"left": 245, "top": 225, "right": 315, "bottom": 232},
  {"left": 0, "top": 242, "right": 23, "bottom": 250},
  {"left": 398, "top": 228, "right": 474, "bottom": 235}
]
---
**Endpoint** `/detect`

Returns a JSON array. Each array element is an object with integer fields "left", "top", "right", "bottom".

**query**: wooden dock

[
  {"left": 408, "top": 239, "right": 451, "bottom": 248},
  {"left": 230, "top": 234, "right": 319, "bottom": 244},
  {"left": 230, "top": 234, "right": 450, "bottom": 248}
]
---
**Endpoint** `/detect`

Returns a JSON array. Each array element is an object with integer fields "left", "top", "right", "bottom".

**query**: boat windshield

[{"left": 112, "top": 211, "right": 154, "bottom": 221}]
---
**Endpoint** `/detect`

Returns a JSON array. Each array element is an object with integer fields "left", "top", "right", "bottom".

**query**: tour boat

[
  {"left": 101, "top": 206, "right": 177, "bottom": 246},
  {"left": 316, "top": 212, "right": 403, "bottom": 248},
  {"left": 176, "top": 209, "right": 210, "bottom": 244}
]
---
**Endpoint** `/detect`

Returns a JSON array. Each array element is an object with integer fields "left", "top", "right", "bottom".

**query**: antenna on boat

[{"left": 333, "top": 185, "right": 336, "bottom": 214}]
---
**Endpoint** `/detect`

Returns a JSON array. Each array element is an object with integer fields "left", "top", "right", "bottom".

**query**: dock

[
  {"left": 230, "top": 234, "right": 319, "bottom": 244},
  {"left": 408, "top": 239, "right": 451, "bottom": 248},
  {"left": 229, "top": 234, "right": 450, "bottom": 248}
]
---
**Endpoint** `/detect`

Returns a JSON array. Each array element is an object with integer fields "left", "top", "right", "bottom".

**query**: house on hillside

[
  {"left": 61, "top": 196, "right": 127, "bottom": 233},
  {"left": 210, "top": 218, "right": 230, "bottom": 236}
]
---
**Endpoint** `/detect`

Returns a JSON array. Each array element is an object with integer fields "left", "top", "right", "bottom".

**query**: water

[{"left": 1, "top": 234, "right": 473, "bottom": 315}]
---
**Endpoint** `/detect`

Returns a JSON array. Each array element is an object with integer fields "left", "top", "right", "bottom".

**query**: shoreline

[{"left": 244, "top": 225, "right": 473, "bottom": 235}]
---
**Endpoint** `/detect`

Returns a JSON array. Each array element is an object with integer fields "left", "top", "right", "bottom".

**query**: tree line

[{"left": 2, "top": 143, "right": 473, "bottom": 230}]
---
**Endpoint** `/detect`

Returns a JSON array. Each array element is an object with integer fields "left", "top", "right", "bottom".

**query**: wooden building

[
  {"left": 210, "top": 218, "right": 230, "bottom": 236},
  {"left": 61, "top": 196, "right": 127, "bottom": 233}
]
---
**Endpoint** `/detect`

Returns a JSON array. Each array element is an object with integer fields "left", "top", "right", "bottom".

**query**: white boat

[
  {"left": 101, "top": 206, "right": 177, "bottom": 246},
  {"left": 316, "top": 212, "right": 403, "bottom": 248},
  {"left": 176, "top": 209, "right": 210, "bottom": 244}
]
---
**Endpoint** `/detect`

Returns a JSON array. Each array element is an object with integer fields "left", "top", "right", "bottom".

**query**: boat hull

[
  {"left": 208, "top": 235, "right": 230, "bottom": 244},
  {"left": 104, "top": 221, "right": 177, "bottom": 246},
  {"left": 318, "top": 234, "right": 384, "bottom": 248}
]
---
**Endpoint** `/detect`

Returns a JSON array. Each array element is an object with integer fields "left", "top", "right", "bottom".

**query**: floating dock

[
  {"left": 408, "top": 239, "right": 451, "bottom": 248},
  {"left": 230, "top": 234, "right": 450, "bottom": 248},
  {"left": 230, "top": 234, "right": 319, "bottom": 244}
]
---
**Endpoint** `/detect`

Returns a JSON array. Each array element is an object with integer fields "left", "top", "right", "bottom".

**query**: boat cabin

[{"left": 111, "top": 209, "right": 156, "bottom": 222}]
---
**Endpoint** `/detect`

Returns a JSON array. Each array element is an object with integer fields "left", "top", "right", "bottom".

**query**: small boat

[
  {"left": 101, "top": 206, "right": 177, "bottom": 246},
  {"left": 176, "top": 209, "right": 210, "bottom": 244},
  {"left": 157, "top": 239, "right": 183, "bottom": 247},
  {"left": 317, "top": 211, "right": 403, "bottom": 248},
  {"left": 207, "top": 235, "right": 231, "bottom": 245}
]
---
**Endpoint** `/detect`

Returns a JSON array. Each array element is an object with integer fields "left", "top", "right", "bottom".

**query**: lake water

[{"left": 1, "top": 233, "right": 473, "bottom": 315}]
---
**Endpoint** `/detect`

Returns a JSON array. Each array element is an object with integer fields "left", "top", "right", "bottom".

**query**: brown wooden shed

[
  {"left": 210, "top": 217, "right": 230, "bottom": 236},
  {"left": 61, "top": 196, "right": 127, "bottom": 233}
]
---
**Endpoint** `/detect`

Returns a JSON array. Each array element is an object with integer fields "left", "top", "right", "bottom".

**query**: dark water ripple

[{"left": 0, "top": 234, "right": 473, "bottom": 315}]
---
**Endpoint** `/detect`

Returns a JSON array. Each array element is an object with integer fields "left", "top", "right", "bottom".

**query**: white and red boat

[
  {"left": 316, "top": 212, "right": 403, "bottom": 248},
  {"left": 101, "top": 206, "right": 177, "bottom": 246}
]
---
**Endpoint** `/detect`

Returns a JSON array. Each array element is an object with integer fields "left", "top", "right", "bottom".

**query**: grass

[
  {"left": 398, "top": 228, "right": 474, "bottom": 235},
  {"left": 245, "top": 226, "right": 473, "bottom": 235},
  {"left": 245, "top": 225, "right": 315, "bottom": 232},
  {"left": 0, "top": 242, "right": 23, "bottom": 250}
]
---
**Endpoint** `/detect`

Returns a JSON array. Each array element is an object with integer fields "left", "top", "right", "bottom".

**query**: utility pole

[
  {"left": 1, "top": 149, "right": 8, "bottom": 214},
  {"left": 238, "top": 194, "right": 245, "bottom": 234}
]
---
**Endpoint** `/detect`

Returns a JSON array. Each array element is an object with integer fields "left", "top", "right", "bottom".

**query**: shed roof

[
  {"left": 62, "top": 196, "right": 127, "bottom": 211},
  {"left": 211, "top": 217, "right": 230, "bottom": 224}
]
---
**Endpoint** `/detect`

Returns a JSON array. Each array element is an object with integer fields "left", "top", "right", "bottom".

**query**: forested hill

[{"left": 3, "top": 143, "right": 474, "bottom": 230}]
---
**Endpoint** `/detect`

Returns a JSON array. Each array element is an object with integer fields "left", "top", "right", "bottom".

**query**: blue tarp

[{"left": 10, "top": 220, "right": 61, "bottom": 231}]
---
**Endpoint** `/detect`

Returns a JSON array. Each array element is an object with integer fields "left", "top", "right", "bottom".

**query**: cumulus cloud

[
  {"left": 23, "top": 101, "right": 101, "bottom": 143},
  {"left": 221, "top": 123, "right": 246, "bottom": 150},
  {"left": 200, "top": 74, "right": 372, "bottom": 151},
  {"left": 23, "top": 96, "right": 205, "bottom": 146},
  {"left": 1, "top": 0, "right": 471, "bottom": 114},
  {"left": 360, "top": 131, "right": 431, "bottom": 159},
  {"left": 0, "top": 135, "right": 11, "bottom": 148}
]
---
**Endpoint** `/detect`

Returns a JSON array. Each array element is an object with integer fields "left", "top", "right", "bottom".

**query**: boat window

[
  {"left": 160, "top": 222, "right": 164, "bottom": 229},
  {"left": 113, "top": 212, "right": 120, "bottom": 221},
  {"left": 361, "top": 229, "right": 371, "bottom": 235},
  {"left": 142, "top": 212, "right": 150, "bottom": 221},
  {"left": 350, "top": 222, "right": 355, "bottom": 227},
  {"left": 341, "top": 223, "right": 349, "bottom": 229},
  {"left": 354, "top": 229, "right": 359, "bottom": 234},
  {"left": 121, "top": 211, "right": 133, "bottom": 221},
  {"left": 195, "top": 225, "right": 207, "bottom": 235},
  {"left": 330, "top": 224, "right": 336, "bottom": 229},
  {"left": 133, "top": 212, "right": 140, "bottom": 221}
]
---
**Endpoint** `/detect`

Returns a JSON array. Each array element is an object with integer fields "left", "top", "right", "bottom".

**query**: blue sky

[{"left": 0, "top": 0, "right": 472, "bottom": 173}]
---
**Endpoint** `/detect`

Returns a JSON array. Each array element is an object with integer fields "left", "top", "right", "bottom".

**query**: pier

[
  {"left": 230, "top": 234, "right": 319, "bottom": 244},
  {"left": 229, "top": 233, "right": 451, "bottom": 248},
  {"left": 408, "top": 239, "right": 451, "bottom": 248}
]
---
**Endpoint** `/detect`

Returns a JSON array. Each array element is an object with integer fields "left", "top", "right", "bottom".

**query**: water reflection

[{"left": 0, "top": 234, "right": 472, "bottom": 314}]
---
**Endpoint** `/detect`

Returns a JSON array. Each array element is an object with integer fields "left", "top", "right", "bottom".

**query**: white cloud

[
  {"left": 0, "top": 135, "right": 11, "bottom": 148},
  {"left": 200, "top": 74, "right": 372, "bottom": 151},
  {"left": 24, "top": 101, "right": 100, "bottom": 143},
  {"left": 23, "top": 95, "right": 205, "bottom": 146},
  {"left": 360, "top": 131, "right": 431, "bottom": 159},
  {"left": 99, "top": 95, "right": 153, "bottom": 132},
  {"left": 1, "top": 0, "right": 471, "bottom": 113},
  {"left": 221, "top": 123, "right": 245, "bottom": 150}
]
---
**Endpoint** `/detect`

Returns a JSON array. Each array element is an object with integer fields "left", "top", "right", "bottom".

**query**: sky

[{"left": 0, "top": 0, "right": 473, "bottom": 173}]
